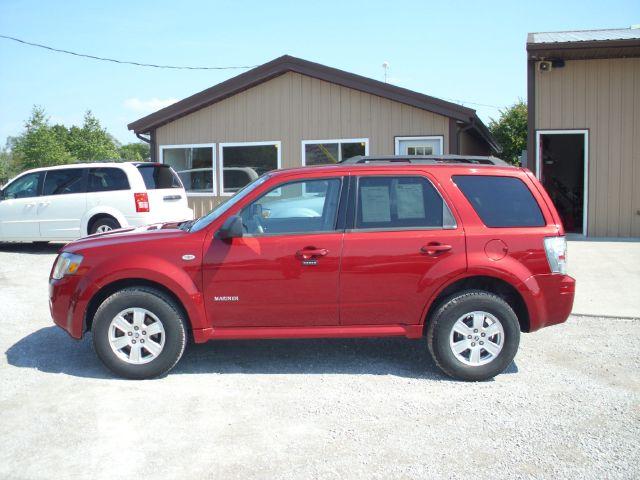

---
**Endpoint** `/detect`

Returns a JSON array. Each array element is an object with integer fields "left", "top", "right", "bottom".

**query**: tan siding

[
  {"left": 459, "top": 131, "right": 492, "bottom": 156},
  {"left": 156, "top": 72, "right": 454, "bottom": 217},
  {"left": 535, "top": 57, "right": 640, "bottom": 237}
]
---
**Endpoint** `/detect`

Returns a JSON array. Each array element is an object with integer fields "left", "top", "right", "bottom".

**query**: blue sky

[{"left": 0, "top": 0, "right": 638, "bottom": 145}]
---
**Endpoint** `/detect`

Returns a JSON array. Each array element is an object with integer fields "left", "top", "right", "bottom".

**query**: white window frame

[
  {"left": 394, "top": 136, "right": 444, "bottom": 155},
  {"left": 159, "top": 143, "right": 217, "bottom": 196},
  {"left": 301, "top": 138, "right": 370, "bottom": 165},
  {"left": 218, "top": 141, "right": 281, "bottom": 197},
  {"left": 535, "top": 129, "right": 589, "bottom": 236}
]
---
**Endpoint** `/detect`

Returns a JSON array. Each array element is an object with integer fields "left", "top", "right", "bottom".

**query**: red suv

[{"left": 49, "top": 156, "right": 575, "bottom": 381}]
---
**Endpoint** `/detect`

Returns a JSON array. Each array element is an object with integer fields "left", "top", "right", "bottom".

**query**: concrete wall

[
  {"left": 534, "top": 57, "right": 640, "bottom": 237},
  {"left": 155, "top": 72, "right": 453, "bottom": 216}
]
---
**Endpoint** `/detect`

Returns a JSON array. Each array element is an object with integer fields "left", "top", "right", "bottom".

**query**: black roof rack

[{"left": 340, "top": 154, "right": 511, "bottom": 166}]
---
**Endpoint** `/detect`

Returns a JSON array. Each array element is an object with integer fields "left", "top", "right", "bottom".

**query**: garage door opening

[{"left": 536, "top": 130, "right": 588, "bottom": 235}]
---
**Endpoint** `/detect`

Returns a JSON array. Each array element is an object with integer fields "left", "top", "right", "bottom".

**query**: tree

[
  {"left": 12, "top": 106, "right": 73, "bottom": 170},
  {"left": 65, "top": 111, "right": 120, "bottom": 161},
  {"left": 119, "top": 142, "right": 150, "bottom": 162},
  {"left": 489, "top": 100, "right": 527, "bottom": 165}
]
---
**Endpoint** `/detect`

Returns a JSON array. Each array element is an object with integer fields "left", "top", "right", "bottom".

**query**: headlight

[{"left": 52, "top": 252, "right": 84, "bottom": 280}]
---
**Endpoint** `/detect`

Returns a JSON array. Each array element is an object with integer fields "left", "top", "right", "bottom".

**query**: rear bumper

[
  {"left": 125, "top": 208, "right": 194, "bottom": 227},
  {"left": 524, "top": 274, "right": 575, "bottom": 332}
]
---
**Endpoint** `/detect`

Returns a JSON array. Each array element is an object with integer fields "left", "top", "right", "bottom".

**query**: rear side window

[
  {"left": 43, "top": 169, "right": 85, "bottom": 196},
  {"left": 136, "top": 164, "right": 182, "bottom": 189},
  {"left": 453, "top": 175, "right": 545, "bottom": 227},
  {"left": 355, "top": 176, "right": 455, "bottom": 230},
  {"left": 88, "top": 168, "right": 130, "bottom": 192}
]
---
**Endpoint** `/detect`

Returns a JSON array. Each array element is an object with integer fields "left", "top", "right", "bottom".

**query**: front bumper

[
  {"left": 49, "top": 274, "right": 84, "bottom": 339},
  {"left": 525, "top": 273, "right": 576, "bottom": 331}
]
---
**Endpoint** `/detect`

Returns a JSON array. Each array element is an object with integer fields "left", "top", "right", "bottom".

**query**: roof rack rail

[{"left": 340, "top": 154, "right": 510, "bottom": 166}]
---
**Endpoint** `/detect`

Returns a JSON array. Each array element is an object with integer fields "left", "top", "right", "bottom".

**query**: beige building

[
  {"left": 128, "top": 55, "right": 497, "bottom": 216},
  {"left": 527, "top": 28, "right": 640, "bottom": 237}
]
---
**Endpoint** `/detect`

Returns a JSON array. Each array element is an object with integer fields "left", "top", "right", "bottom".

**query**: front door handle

[
  {"left": 39, "top": 201, "right": 50, "bottom": 206},
  {"left": 421, "top": 243, "right": 452, "bottom": 256},
  {"left": 296, "top": 247, "right": 328, "bottom": 260}
]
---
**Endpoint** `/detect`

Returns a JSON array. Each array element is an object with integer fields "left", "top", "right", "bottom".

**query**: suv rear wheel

[
  {"left": 90, "top": 217, "right": 120, "bottom": 234},
  {"left": 92, "top": 287, "right": 187, "bottom": 379},
  {"left": 427, "top": 290, "right": 520, "bottom": 381}
]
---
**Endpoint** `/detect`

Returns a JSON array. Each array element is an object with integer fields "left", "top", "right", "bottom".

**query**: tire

[
  {"left": 90, "top": 217, "right": 120, "bottom": 234},
  {"left": 92, "top": 287, "right": 187, "bottom": 379},
  {"left": 426, "top": 290, "right": 520, "bottom": 381}
]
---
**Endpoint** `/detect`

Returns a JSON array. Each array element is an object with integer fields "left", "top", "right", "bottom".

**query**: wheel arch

[
  {"left": 423, "top": 275, "right": 531, "bottom": 333},
  {"left": 84, "top": 278, "right": 192, "bottom": 335},
  {"left": 81, "top": 207, "right": 127, "bottom": 236}
]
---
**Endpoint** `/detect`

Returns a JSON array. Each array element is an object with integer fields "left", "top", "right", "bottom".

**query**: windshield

[{"left": 188, "top": 174, "right": 270, "bottom": 232}]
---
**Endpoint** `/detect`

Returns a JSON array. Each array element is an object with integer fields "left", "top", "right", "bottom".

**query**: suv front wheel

[
  {"left": 427, "top": 290, "right": 520, "bottom": 381},
  {"left": 92, "top": 287, "right": 187, "bottom": 379}
]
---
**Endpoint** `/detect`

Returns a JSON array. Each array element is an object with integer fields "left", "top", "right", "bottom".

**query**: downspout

[
  {"left": 456, "top": 117, "right": 476, "bottom": 154},
  {"left": 135, "top": 131, "right": 157, "bottom": 162}
]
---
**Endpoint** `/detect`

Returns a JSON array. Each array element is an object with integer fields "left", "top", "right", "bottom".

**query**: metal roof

[
  {"left": 528, "top": 27, "right": 640, "bottom": 44},
  {"left": 127, "top": 55, "right": 499, "bottom": 153}
]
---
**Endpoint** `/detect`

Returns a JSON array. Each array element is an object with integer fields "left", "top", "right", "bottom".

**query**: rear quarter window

[
  {"left": 453, "top": 175, "right": 545, "bottom": 227},
  {"left": 136, "top": 164, "right": 182, "bottom": 189},
  {"left": 88, "top": 168, "right": 130, "bottom": 192}
]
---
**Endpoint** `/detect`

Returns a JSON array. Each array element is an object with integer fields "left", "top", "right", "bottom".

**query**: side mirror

[{"left": 217, "top": 215, "right": 243, "bottom": 240}]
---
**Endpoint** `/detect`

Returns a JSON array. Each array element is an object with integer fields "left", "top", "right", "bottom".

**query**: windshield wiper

[{"left": 178, "top": 219, "right": 197, "bottom": 232}]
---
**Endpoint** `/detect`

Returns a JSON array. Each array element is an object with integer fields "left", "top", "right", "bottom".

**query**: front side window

[
  {"left": 240, "top": 178, "right": 341, "bottom": 236},
  {"left": 303, "top": 139, "right": 368, "bottom": 165},
  {"left": 161, "top": 145, "right": 214, "bottom": 194},
  {"left": 453, "top": 175, "right": 545, "bottom": 227},
  {"left": 43, "top": 169, "right": 85, "bottom": 196},
  {"left": 3, "top": 172, "right": 42, "bottom": 199},
  {"left": 355, "top": 176, "right": 454, "bottom": 230},
  {"left": 220, "top": 142, "right": 279, "bottom": 195},
  {"left": 88, "top": 168, "right": 130, "bottom": 192}
]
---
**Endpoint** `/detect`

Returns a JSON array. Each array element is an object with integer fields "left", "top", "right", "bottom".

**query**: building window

[
  {"left": 219, "top": 141, "right": 281, "bottom": 196},
  {"left": 160, "top": 144, "right": 216, "bottom": 195},
  {"left": 395, "top": 136, "right": 443, "bottom": 155},
  {"left": 302, "top": 138, "right": 369, "bottom": 165}
]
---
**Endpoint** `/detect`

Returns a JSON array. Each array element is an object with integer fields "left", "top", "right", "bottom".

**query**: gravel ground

[{"left": 0, "top": 243, "right": 638, "bottom": 480}]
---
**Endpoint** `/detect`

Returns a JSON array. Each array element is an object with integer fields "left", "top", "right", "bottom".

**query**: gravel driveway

[{"left": 0, "top": 243, "right": 638, "bottom": 480}]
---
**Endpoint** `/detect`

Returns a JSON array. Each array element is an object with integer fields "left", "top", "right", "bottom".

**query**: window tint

[
  {"left": 356, "top": 176, "right": 453, "bottom": 230},
  {"left": 43, "top": 169, "right": 85, "bottom": 196},
  {"left": 453, "top": 175, "right": 545, "bottom": 227},
  {"left": 88, "top": 168, "right": 130, "bottom": 192},
  {"left": 137, "top": 164, "right": 182, "bottom": 189},
  {"left": 240, "top": 179, "right": 341, "bottom": 235},
  {"left": 4, "top": 172, "right": 42, "bottom": 199}
]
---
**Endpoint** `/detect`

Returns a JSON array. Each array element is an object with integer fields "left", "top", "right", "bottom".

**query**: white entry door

[{"left": 395, "top": 136, "right": 443, "bottom": 155}]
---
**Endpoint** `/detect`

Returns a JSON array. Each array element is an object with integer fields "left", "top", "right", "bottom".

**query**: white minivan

[{"left": 0, "top": 162, "right": 193, "bottom": 242}]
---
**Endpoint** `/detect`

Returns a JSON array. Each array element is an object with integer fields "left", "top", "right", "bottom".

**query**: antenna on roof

[{"left": 382, "top": 61, "right": 390, "bottom": 83}]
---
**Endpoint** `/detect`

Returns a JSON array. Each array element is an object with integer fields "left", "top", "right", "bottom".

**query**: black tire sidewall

[
  {"left": 92, "top": 288, "right": 186, "bottom": 379},
  {"left": 429, "top": 291, "right": 520, "bottom": 381},
  {"left": 90, "top": 217, "right": 120, "bottom": 234}
]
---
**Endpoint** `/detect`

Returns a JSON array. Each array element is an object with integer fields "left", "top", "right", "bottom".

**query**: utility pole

[{"left": 382, "top": 61, "right": 389, "bottom": 83}]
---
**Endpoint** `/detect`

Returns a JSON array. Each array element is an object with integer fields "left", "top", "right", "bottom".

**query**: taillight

[
  {"left": 134, "top": 192, "right": 150, "bottom": 213},
  {"left": 544, "top": 236, "right": 567, "bottom": 274}
]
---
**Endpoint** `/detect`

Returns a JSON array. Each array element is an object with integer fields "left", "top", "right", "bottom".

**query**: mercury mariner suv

[{"left": 49, "top": 155, "right": 575, "bottom": 381}]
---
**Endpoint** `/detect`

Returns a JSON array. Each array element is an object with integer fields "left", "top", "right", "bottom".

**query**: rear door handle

[
  {"left": 421, "top": 243, "right": 452, "bottom": 255},
  {"left": 163, "top": 195, "right": 182, "bottom": 201},
  {"left": 296, "top": 248, "right": 328, "bottom": 260}
]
